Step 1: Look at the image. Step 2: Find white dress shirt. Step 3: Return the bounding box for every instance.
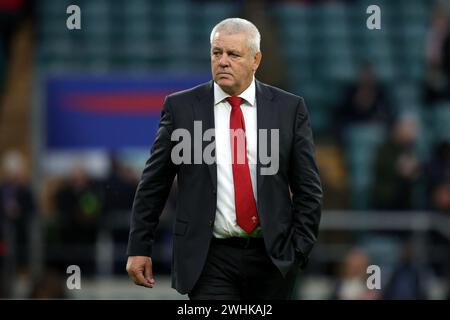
[212,78,262,238]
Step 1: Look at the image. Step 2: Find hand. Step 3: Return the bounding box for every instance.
[126,256,155,288]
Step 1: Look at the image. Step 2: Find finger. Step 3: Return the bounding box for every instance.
[131,270,153,288]
[144,261,155,285]
[136,272,154,288]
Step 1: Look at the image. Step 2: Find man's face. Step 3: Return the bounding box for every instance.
[211,32,262,96]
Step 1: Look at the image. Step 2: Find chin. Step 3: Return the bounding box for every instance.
[216,78,234,87]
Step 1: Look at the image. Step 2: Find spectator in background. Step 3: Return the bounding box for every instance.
[382,243,429,300]
[0,150,34,297]
[0,0,34,116]
[423,5,450,105]
[240,0,288,90]
[426,141,450,214]
[103,155,139,274]
[104,156,178,276]
[104,155,138,213]
[425,142,450,296]
[334,63,395,143]
[0,0,33,58]
[0,150,34,272]
[430,183,450,215]
[54,166,103,276]
[331,248,378,300]
[372,116,422,210]
[28,269,67,299]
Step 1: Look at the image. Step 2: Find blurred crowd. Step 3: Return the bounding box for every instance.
[0,0,450,299]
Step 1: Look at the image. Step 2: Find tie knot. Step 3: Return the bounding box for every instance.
[227,96,243,110]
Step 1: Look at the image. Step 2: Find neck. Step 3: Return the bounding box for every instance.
[220,77,253,96]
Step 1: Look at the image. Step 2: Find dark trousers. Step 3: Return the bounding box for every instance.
[188,237,299,300]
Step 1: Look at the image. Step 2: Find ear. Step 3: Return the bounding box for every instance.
[253,51,262,72]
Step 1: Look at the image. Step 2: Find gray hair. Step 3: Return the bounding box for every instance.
[210,18,261,55]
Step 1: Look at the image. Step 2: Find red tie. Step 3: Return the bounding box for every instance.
[227,96,259,233]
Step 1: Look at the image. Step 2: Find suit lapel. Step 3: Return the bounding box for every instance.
[192,81,217,190]
[256,80,275,206]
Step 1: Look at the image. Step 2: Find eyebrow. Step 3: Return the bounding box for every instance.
[212,47,241,55]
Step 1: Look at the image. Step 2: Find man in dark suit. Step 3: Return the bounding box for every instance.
[126,18,322,300]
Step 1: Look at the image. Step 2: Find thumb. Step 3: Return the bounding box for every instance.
[144,259,154,285]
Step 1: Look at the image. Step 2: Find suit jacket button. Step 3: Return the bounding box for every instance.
[209,220,213,226]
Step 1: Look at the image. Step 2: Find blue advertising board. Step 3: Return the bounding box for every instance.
[46,74,210,150]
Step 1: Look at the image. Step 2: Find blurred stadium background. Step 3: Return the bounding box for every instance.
[0,0,450,299]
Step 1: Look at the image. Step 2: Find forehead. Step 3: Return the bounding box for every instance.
[211,32,248,51]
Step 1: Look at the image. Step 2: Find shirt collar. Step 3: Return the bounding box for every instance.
[214,77,256,107]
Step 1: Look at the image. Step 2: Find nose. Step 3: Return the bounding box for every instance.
[218,54,230,67]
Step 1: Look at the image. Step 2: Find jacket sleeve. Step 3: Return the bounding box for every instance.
[126,97,178,257]
[289,97,323,267]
